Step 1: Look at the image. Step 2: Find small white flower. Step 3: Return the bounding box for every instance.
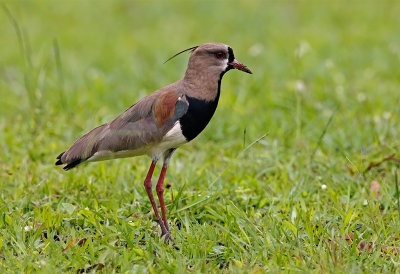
[383,112,391,120]
[294,41,310,58]
[324,59,334,69]
[321,184,327,190]
[295,80,305,93]
[357,93,366,102]
[249,43,263,57]
[373,115,381,124]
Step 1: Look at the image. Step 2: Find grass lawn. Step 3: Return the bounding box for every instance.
[1,0,400,272]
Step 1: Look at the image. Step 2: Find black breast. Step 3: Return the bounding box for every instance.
[179,82,221,141]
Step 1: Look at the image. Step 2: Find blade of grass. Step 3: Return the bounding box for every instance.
[395,170,400,221]
[310,109,337,164]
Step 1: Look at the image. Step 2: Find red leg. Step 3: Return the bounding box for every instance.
[143,161,169,237]
[156,165,169,231]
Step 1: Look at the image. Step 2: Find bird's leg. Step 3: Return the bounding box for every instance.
[156,164,169,232]
[143,160,169,237]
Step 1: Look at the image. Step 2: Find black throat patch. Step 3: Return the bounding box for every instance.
[226,47,235,72]
[227,46,235,63]
[179,73,226,141]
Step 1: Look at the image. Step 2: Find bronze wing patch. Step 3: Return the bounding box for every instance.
[153,91,180,127]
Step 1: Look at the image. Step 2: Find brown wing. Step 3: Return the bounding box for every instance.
[56,87,188,170]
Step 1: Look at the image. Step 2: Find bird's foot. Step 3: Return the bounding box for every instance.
[161,231,179,250]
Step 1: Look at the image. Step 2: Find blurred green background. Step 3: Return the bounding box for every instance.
[1,0,400,272]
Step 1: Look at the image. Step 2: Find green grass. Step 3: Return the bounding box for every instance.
[1,0,400,272]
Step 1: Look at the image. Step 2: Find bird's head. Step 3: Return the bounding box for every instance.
[166,42,252,77]
[187,43,252,75]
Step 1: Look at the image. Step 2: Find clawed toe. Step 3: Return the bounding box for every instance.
[161,232,179,249]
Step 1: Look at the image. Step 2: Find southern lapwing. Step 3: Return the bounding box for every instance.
[56,42,251,245]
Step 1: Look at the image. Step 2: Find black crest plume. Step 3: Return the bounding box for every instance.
[164,46,198,64]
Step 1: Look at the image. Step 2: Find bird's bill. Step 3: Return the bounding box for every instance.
[229,59,252,74]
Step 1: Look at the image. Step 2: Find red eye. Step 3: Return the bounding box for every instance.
[215,52,225,59]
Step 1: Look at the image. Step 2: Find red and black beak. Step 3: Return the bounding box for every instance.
[227,46,252,74]
[229,59,252,74]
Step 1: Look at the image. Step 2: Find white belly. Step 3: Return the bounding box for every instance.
[149,121,187,157]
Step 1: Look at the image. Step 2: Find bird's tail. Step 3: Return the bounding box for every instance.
[55,124,106,170]
[55,151,83,170]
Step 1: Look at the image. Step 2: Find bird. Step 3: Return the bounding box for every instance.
[55,42,252,246]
